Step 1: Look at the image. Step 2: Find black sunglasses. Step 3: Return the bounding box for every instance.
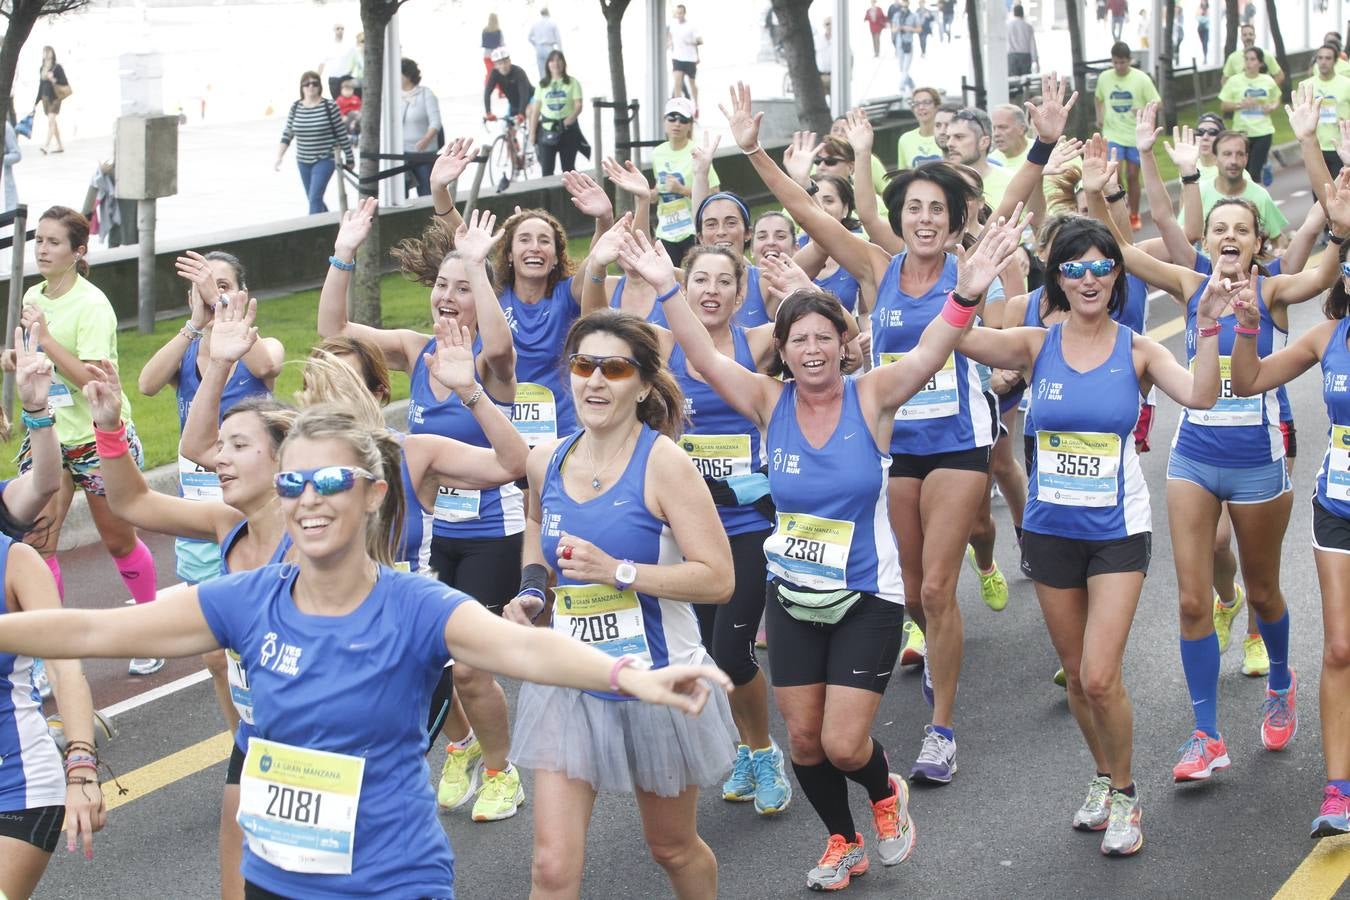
[302,80,321,88]
[1195,127,1221,137]
[814,156,845,167]
[665,113,692,124]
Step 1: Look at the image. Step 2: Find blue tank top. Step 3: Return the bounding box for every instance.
[407,338,525,540]
[1317,317,1350,518]
[814,264,861,313]
[0,534,65,812]
[871,252,996,455]
[1193,254,1291,420]
[397,442,433,574]
[764,378,904,602]
[175,338,271,429]
[735,266,770,328]
[219,519,293,751]
[1172,275,1283,467]
[609,276,669,328]
[539,427,704,699]
[670,326,771,536]
[500,276,581,439]
[1024,323,1150,540]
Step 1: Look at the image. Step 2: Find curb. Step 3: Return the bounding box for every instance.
[57,399,412,552]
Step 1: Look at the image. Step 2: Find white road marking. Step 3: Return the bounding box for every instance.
[101,669,212,719]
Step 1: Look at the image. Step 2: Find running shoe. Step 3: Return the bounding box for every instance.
[900,621,926,667]
[1129,213,1143,231]
[920,658,934,708]
[756,620,768,650]
[1053,667,1067,688]
[909,725,957,784]
[751,742,793,815]
[871,774,916,865]
[1172,730,1231,782]
[31,657,51,700]
[1260,670,1298,751]
[472,765,525,821]
[1072,775,1112,831]
[128,657,164,676]
[966,546,1009,611]
[1242,635,1270,677]
[723,744,756,802]
[806,833,869,891]
[1212,585,1246,653]
[1100,790,1143,857]
[437,738,484,811]
[1312,784,1350,838]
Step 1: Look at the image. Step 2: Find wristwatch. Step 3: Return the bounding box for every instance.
[615,560,638,590]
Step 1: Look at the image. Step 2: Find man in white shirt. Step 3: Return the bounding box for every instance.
[528,7,563,82]
[815,16,834,96]
[318,23,356,99]
[668,4,703,110]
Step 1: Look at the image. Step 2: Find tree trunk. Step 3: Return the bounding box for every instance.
[770,0,831,135]
[1224,0,1240,57]
[1160,0,1177,127]
[966,0,984,109]
[1263,0,1291,103]
[1064,0,1093,139]
[599,0,632,218]
[0,2,88,153]
[352,0,395,326]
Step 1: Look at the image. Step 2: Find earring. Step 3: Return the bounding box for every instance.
[638,393,649,403]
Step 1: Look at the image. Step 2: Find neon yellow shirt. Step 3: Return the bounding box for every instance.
[896,128,943,170]
[1095,68,1160,147]
[25,275,132,446]
[652,141,718,242]
[1300,73,1350,151]
[1181,176,1289,238]
[1219,72,1279,138]
[989,145,1029,170]
[1223,47,1282,81]
[532,77,582,122]
[979,162,1013,210]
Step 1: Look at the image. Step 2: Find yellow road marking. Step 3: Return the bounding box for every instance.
[105,730,233,812]
[1274,836,1350,900]
[1146,315,1185,342]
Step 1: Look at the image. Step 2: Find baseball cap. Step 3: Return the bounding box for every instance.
[664,97,696,120]
[490,47,511,62]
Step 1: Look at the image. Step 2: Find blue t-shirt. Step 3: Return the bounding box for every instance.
[198,565,468,898]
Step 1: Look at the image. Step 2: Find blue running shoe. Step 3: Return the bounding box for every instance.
[1261,162,1273,186]
[722,745,755,802]
[921,658,934,708]
[1313,784,1350,839]
[752,742,792,815]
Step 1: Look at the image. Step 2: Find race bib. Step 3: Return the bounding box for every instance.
[1186,356,1261,427]
[1327,424,1350,502]
[764,512,855,590]
[179,454,223,502]
[237,738,365,875]
[1036,431,1121,507]
[1320,98,1339,125]
[226,649,253,725]
[47,381,74,408]
[656,195,692,238]
[881,352,959,419]
[679,433,752,479]
[551,583,648,661]
[433,486,482,522]
[511,382,557,446]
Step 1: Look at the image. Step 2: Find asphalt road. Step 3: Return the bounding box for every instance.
[30,163,1347,898]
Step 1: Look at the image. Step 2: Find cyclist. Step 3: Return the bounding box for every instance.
[483,47,535,191]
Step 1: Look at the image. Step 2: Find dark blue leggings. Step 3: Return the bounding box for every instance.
[297,156,335,214]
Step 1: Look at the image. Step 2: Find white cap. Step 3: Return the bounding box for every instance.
[664,97,695,119]
[490,47,511,62]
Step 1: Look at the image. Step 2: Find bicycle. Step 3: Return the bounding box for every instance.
[484,114,534,193]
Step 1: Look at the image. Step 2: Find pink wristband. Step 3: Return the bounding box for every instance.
[1233,324,1260,336]
[940,292,978,329]
[609,655,638,694]
[1198,325,1220,338]
[93,422,129,459]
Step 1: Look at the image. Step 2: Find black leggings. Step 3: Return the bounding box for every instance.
[694,528,772,686]
[429,532,523,613]
[1246,133,1272,183]
[538,121,582,176]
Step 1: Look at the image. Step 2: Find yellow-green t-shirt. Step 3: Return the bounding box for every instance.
[1197,161,1218,181]
[1219,72,1280,138]
[1095,68,1160,147]
[1337,58,1350,79]
[896,128,943,170]
[1181,176,1289,238]
[652,141,719,242]
[532,77,583,122]
[1223,48,1282,81]
[25,275,132,447]
[980,162,1013,210]
[989,146,1029,171]
[1301,73,1350,151]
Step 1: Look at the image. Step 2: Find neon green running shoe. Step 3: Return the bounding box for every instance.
[900,620,926,667]
[1212,584,1246,653]
[437,738,483,811]
[1053,667,1067,688]
[967,546,1009,611]
[1242,634,1270,677]
[472,765,525,822]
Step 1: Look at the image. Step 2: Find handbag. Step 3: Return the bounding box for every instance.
[539,119,563,148]
[53,82,72,102]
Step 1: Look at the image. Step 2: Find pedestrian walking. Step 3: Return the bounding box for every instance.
[400,58,442,197]
[1007,4,1040,79]
[318,23,356,100]
[32,46,67,155]
[668,4,703,110]
[274,71,353,215]
[865,0,888,57]
[527,7,563,83]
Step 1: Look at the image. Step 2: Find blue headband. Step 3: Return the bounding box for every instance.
[695,192,750,233]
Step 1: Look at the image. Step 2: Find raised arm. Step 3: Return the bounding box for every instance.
[561,170,617,306]
[845,109,905,254]
[140,256,212,396]
[429,137,477,235]
[618,229,782,428]
[603,157,655,239]
[1138,275,1229,409]
[3,326,60,521]
[1142,110,1200,269]
[1230,294,1331,397]
[317,196,428,372]
[991,71,1078,226]
[1279,202,1326,277]
[1267,172,1350,308]
[1288,80,1336,211]
[178,294,258,470]
[581,215,631,313]
[721,81,891,292]
[689,132,719,217]
[453,209,517,397]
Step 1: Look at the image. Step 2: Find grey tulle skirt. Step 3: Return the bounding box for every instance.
[510,658,739,797]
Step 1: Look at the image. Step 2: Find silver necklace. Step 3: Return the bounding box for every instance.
[587,427,634,491]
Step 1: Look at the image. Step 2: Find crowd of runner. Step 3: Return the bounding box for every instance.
[6,57,1350,897]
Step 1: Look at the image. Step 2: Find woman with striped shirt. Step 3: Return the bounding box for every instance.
[275,70,353,214]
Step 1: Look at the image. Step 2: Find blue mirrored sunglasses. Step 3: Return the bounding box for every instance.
[275,466,375,498]
[1059,259,1117,279]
